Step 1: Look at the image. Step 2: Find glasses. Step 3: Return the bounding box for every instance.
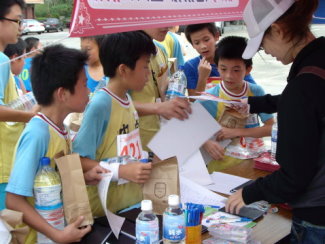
[0,17,23,26]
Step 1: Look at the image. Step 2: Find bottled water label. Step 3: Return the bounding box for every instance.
[34,185,62,208]
[136,219,159,244]
[166,82,186,97]
[163,214,185,241]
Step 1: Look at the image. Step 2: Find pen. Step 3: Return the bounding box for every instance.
[120,230,136,240]
[140,158,149,163]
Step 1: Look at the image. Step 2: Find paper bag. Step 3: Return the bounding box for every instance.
[218,108,248,145]
[0,209,29,244]
[143,157,180,215]
[55,153,94,227]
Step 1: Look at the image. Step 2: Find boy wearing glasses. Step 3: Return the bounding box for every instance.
[0,0,35,210]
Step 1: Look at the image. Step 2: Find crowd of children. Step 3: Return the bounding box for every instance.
[0,0,285,243]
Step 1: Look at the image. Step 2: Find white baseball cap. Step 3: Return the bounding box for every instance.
[242,0,295,59]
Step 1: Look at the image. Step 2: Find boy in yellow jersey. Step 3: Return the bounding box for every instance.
[130,28,191,151]
[197,36,274,172]
[0,0,36,210]
[6,45,107,243]
[73,31,156,215]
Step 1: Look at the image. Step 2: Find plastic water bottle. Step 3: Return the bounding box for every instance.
[165,66,187,100]
[136,200,159,244]
[163,195,185,243]
[271,121,278,162]
[34,157,65,244]
[7,92,36,111]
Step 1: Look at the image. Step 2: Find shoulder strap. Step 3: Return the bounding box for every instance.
[297,66,325,79]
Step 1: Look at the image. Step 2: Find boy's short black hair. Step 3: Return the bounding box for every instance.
[99,31,156,78]
[31,44,88,106]
[185,23,219,44]
[215,36,253,68]
[81,35,105,47]
[4,38,26,58]
[0,0,25,19]
[24,37,40,53]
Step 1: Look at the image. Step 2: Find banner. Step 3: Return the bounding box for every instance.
[69,0,248,37]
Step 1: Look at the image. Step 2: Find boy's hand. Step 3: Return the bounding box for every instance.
[217,127,239,140]
[52,216,91,243]
[119,162,152,184]
[198,57,212,83]
[225,99,250,115]
[84,165,110,185]
[203,139,224,160]
[158,97,191,120]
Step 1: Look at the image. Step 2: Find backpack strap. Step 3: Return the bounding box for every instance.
[297,66,325,79]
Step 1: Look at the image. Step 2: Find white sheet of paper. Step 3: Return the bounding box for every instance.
[0,218,11,244]
[98,172,125,239]
[148,103,221,163]
[180,175,226,207]
[207,172,251,195]
[179,150,213,186]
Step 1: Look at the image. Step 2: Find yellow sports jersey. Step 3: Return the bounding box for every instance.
[74,88,143,215]
[0,73,25,184]
[198,81,273,172]
[7,113,70,243]
[130,43,168,151]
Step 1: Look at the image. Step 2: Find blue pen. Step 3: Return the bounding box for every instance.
[206,205,221,209]
[139,158,149,163]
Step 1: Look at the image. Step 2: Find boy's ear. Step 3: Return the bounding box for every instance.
[245,66,253,76]
[117,63,129,77]
[56,87,68,102]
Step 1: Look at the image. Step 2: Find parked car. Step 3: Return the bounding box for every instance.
[44,18,64,32]
[21,19,45,35]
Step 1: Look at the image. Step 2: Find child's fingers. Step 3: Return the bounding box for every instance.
[73,216,85,228]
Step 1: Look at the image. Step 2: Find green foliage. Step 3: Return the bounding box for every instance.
[35,1,73,19]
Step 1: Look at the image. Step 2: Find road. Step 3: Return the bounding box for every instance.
[23,24,325,96]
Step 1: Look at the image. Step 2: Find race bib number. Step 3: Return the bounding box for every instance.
[117,128,143,159]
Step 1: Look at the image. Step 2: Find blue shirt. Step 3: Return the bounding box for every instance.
[0,52,11,105]
[20,57,32,92]
[84,65,109,93]
[184,56,256,89]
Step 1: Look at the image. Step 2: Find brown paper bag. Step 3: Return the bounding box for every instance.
[143,157,180,215]
[218,108,248,145]
[55,153,94,227]
[0,209,29,244]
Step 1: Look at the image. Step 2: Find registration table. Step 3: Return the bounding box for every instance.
[80,159,292,244]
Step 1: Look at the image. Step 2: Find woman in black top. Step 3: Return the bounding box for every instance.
[225,0,325,243]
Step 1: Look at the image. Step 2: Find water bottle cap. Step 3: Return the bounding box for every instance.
[141,200,153,211]
[178,65,184,71]
[40,157,50,166]
[168,194,180,206]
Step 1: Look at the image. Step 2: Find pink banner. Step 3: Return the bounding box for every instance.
[69,0,248,37]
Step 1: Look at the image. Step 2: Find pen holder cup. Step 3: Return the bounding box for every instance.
[186,225,201,244]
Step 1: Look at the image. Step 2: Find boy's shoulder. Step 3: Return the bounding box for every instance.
[87,88,113,113]
[247,81,264,94]
[24,116,51,137]
[185,56,201,66]
[0,52,9,62]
